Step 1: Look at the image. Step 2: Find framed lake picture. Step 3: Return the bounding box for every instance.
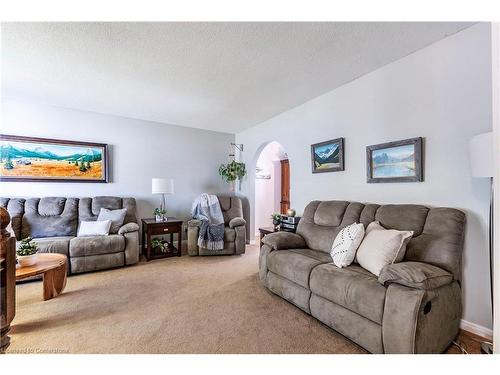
[366,137,423,183]
[311,137,344,173]
[0,134,109,183]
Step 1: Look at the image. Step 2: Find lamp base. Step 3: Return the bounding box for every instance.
[480,342,493,354]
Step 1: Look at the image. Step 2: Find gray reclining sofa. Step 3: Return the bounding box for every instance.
[259,200,466,354]
[1,196,140,274]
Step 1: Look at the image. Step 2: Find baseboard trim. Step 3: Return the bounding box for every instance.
[460,319,493,340]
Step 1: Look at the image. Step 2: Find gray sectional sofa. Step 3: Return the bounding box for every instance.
[187,195,246,256]
[259,200,466,354]
[1,196,140,274]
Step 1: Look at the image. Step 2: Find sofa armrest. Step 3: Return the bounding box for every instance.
[187,221,200,256]
[262,231,306,251]
[123,230,139,265]
[118,222,140,235]
[188,219,202,228]
[378,261,453,290]
[229,217,246,228]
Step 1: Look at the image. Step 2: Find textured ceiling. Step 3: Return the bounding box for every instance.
[1,22,473,133]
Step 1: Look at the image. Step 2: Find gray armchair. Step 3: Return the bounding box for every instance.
[187,196,246,256]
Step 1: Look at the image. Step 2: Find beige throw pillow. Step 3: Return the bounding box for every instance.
[356,221,413,276]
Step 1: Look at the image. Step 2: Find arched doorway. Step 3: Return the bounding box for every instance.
[253,141,289,238]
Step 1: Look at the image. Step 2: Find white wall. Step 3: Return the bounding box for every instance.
[236,23,493,331]
[1,99,234,223]
[254,141,285,234]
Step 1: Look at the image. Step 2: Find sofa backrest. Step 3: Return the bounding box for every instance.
[296,200,466,280]
[217,196,243,225]
[0,198,25,240]
[0,196,137,240]
[78,196,137,225]
[21,197,79,239]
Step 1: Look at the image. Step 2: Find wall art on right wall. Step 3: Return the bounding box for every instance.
[366,137,423,183]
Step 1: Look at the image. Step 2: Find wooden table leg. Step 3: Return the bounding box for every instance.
[141,223,146,259]
[177,224,182,257]
[42,261,67,301]
[146,233,151,261]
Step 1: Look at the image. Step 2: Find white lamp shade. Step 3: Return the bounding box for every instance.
[469,132,493,178]
[152,178,174,194]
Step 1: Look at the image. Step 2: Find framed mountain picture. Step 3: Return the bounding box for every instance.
[366,137,423,183]
[311,137,345,173]
[0,134,109,183]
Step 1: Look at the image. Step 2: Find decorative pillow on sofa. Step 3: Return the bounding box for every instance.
[356,221,413,276]
[97,208,127,234]
[78,220,112,237]
[330,223,365,268]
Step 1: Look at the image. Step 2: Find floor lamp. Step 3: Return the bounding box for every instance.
[469,132,494,354]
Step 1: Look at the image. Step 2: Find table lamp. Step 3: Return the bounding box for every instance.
[152,178,174,220]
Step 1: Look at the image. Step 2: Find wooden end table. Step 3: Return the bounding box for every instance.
[16,253,67,301]
[258,226,278,248]
[141,217,183,261]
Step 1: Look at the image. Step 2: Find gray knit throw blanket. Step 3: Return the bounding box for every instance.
[191,193,225,250]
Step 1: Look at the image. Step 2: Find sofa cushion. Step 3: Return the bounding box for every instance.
[22,197,79,238]
[313,201,350,226]
[310,263,387,324]
[375,204,429,237]
[69,235,125,257]
[296,201,354,253]
[218,196,244,225]
[267,249,331,288]
[17,236,73,256]
[38,197,67,216]
[78,197,137,225]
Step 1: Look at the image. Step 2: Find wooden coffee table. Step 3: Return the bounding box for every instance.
[16,253,67,301]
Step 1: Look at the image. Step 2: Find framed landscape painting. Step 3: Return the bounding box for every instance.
[366,137,423,183]
[311,137,344,173]
[0,134,109,183]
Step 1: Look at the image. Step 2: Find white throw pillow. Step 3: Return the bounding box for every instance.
[356,221,413,276]
[330,223,365,268]
[97,208,127,234]
[78,220,112,237]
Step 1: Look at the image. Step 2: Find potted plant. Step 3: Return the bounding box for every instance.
[153,208,167,222]
[151,238,170,253]
[16,237,39,267]
[218,160,246,191]
[271,213,281,231]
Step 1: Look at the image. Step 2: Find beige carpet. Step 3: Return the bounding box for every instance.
[7,245,367,354]
[7,245,473,354]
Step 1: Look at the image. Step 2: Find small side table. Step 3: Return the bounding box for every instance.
[258,226,278,248]
[141,218,183,261]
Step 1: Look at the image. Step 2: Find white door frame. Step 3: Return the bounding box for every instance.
[492,22,500,354]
